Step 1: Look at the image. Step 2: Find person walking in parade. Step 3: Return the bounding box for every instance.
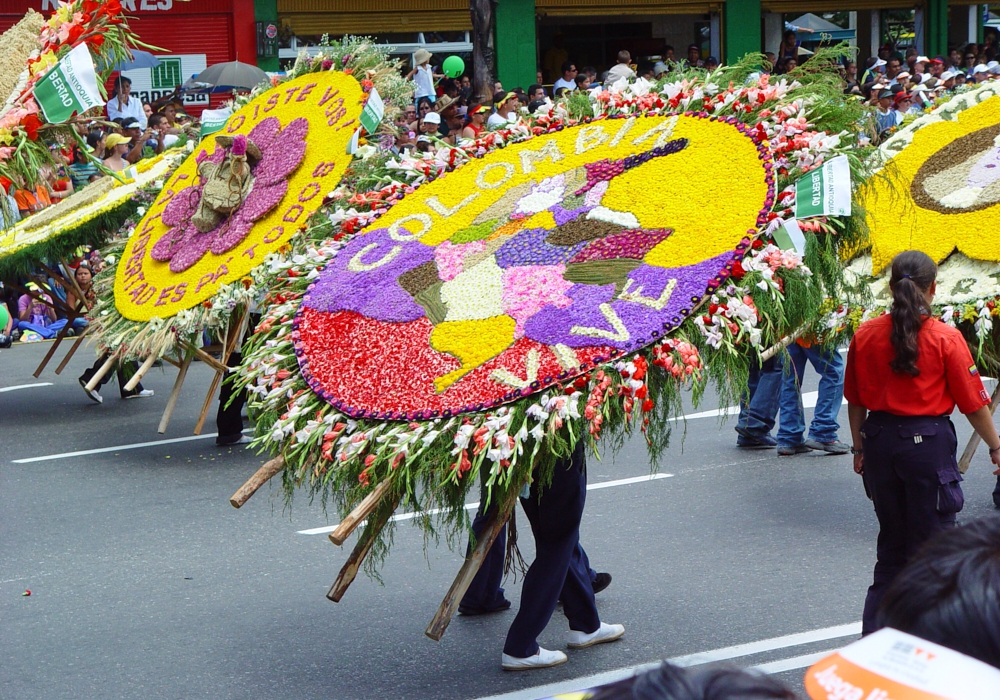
[844,251,1000,634]
[777,338,849,456]
[501,442,624,670]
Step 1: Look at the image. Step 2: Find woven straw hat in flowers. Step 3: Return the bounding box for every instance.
[434,94,457,113]
[413,48,432,66]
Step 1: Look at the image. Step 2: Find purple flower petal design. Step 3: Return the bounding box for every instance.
[305,228,436,323]
[209,181,288,255]
[161,187,202,227]
[150,220,191,262]
[524,251,736,349]
[255,118,308,185]
[247,117,281,151]
[168,228,216,273]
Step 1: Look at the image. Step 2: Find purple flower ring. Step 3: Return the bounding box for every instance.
[294,115,774,418]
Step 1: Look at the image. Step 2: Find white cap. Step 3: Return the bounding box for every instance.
[988,60,999,69]
[990,64,1000,74]
[422,111,441,124]
[911,84,930,92]
[873,58,887,68]
[940,70,955,81]
[416,135,431,143]
[974,64,989,74]
[916,55,930,63]
[920,73,933,84]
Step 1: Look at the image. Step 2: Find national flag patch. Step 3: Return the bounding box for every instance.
[969,365,980,376]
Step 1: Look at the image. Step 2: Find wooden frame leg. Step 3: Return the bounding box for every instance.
[158,351,193,434]
[327,496,401,603]
[229,456,285,508]
[425,492,519,641]
[84,354,117,392]
[55,325,90,375]
[32,324,70,378]
[193,309,248,435]
[328,480,392,545]
[123,353,158,392]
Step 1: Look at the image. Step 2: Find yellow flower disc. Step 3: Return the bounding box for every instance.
[864,95,1000,272]
[114,71,364,321]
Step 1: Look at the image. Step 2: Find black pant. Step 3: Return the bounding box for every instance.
[80,354,144,398]
[216,351,246,444]
[503,442,600,658]
[860,412,963,634]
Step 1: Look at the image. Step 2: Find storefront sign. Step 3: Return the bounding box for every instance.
[122,54,209,107]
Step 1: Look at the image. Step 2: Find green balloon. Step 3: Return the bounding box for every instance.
[442,55,465,78]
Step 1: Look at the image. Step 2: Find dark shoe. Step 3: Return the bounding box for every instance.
[78,376,102,404]
[737,434,777,449]
[11,329,21,342]
[804,439,850,455]
[777,443,812,456]
[592,572,612,594]
[459,598,512,616]
[65,328,75,337]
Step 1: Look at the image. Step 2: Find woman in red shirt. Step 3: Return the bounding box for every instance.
[845,250,1000,634]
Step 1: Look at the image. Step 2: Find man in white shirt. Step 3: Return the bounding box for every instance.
[553,62,578,93]
[605,51,635,85]
[106,76,147,129]
[487,92,519,128]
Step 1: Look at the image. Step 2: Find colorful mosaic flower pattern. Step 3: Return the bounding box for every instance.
[113,71,365,321]
[865,95,1000,272]
[296,115,774,418]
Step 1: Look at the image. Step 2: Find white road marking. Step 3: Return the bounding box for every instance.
[297,473,674,535]
[0,382,53,393]
[12,432,234,463]
[473,621,860,700]
[679,391,842,421]
[752,650,833,674]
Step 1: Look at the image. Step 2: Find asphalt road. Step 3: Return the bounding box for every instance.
[3,340,999,700]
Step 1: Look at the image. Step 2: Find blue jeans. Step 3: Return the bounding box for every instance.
[15,318,67,339]
[777,344,844,447]
[736,354,783,439]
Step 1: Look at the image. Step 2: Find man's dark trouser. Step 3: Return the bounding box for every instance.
[461,504,597,612]
[216,351,246,444]
[503,442,600,658]
[80,354,144,398]
[860,412,963,634]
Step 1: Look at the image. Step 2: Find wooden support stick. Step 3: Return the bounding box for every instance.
[55,325,90,375]
[32,324,69,378]
[123,353,158,392]
[161,355,182,370]
[158,352,193,434]
[328,480,393,546]
[85,354,117,392]
[327,496,401,603]
[187,344,229,374]
[229,455,285,508]
[958,381,1000,474]
[193,309,248,435]
[760,326,806,363]
[425,491,519,641]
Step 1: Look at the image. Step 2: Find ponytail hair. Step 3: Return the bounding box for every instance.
[888,250,937,376]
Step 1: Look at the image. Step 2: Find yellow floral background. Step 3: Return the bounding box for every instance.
[864,95,1000,272]
[114,71,364,321]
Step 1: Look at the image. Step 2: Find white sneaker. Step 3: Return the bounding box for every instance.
[79,377,102,404]
[567,622,625,649]
[126,389,155,399]
[501,647,568,671]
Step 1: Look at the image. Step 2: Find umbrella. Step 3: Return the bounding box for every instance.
[194,61,269,91]
[106,49,161,72]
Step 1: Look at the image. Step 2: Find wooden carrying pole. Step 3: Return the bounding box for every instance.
[54,324,90,374]
[328,480,393,546]
[157,351,193,434]
[229,455,285,508]
[193,309,248,435]
[425,491,520,641]
[958,381,1000,474]
[122,353,158,392]
[84,353,117,392]
[327,496,401,603]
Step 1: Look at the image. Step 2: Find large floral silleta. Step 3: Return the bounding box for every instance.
[150,118,308,272]
[294,114,774,419]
